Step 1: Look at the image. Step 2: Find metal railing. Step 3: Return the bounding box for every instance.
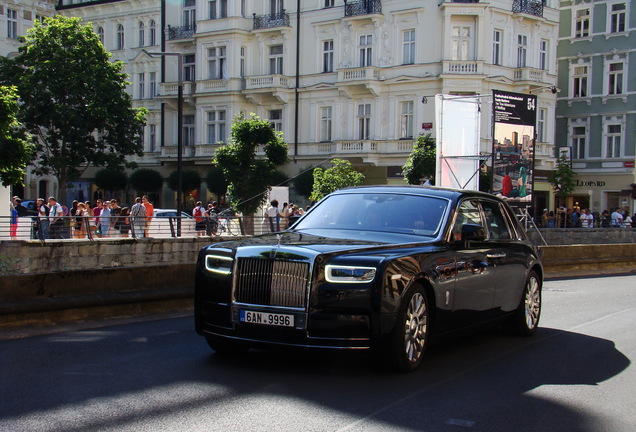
[344,0,382,17]
[253,12,290,30]
[512,0,543,17]
[166,24,196,40]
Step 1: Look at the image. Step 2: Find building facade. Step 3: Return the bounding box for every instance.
[12,0,559,211]
[556,0,635,215]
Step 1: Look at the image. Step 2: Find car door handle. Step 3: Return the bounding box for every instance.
[486,253,506,259]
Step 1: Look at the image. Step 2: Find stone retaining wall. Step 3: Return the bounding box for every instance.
[528,228,636,245]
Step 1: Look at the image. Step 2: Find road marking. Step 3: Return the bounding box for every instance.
[335,307,634,432]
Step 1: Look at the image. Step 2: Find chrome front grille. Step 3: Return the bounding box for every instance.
[234,258,310,309]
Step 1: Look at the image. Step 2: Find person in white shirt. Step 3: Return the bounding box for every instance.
[610,208,623,227]
[48,197,64,239]
[267,200,279,232]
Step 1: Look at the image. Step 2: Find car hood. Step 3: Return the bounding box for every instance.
[205,228,439,257]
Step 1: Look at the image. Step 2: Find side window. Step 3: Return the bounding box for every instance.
[480,201,512,240]
[452,200,483,241]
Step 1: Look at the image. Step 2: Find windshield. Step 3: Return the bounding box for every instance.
[294,193,448,236]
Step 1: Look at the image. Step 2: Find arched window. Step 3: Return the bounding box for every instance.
[116,24,124,50]
[138,22,145,47]
[97,26,104,45]
[149,20,156,46]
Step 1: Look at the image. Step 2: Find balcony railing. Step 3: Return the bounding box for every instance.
[514,67,545,82]
[344,0,382,17]
[245,75,289,90]
[166,24,196,40]
[253,12,290,30]
[338,66,381,82]
[443,60,482,74]
[512,0,543,17]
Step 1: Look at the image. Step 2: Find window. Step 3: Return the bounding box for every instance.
[137,73,145,99]
[608,63,623,95]
[7,9,18,39]
[451,26,472,61]
[571,126,586,159]
[359,35,372,67]
[480,201,511,240]
[209,0,228,19]
[575,9,590,37]
[539,40,548,71]
[268,109,283,132]
[206,110,226,144]
[322,40,334,73]
[116,24,125,50]
[610,3,626,33]
[269,45,283,75]
[517,35,527,68]
[537,108,547,143]
[572,65,588,98]
[183,54,195,81]
[97,26,105,45]
[270,0,284,14]
[357,104,371,140]
[492,30,502,65]
[183,115,195,146]
[402,30,415,65]
[605,124,622,158]
[149,72,157,98]
[324,0,334,7]
[149,20,156,46]
[320,107,332,142]
[400,101,414,139]
[149,124,156,152]
[207,46,226,79]
[452,200,483,242]
[183,0,196,28]
[240,46,245,78]
[138,22,145,47]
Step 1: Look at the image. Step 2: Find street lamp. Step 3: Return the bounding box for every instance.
[142,50,184,228]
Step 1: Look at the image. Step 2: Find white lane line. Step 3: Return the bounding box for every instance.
[335,308,634,432]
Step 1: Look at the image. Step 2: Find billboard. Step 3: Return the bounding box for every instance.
[491,90,537,205]
[435,95,481,190]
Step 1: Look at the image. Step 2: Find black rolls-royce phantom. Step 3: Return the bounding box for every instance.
[194,186,543,371]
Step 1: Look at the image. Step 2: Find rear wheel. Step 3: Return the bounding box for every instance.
[506,271,541,336]
[387,285,429,372]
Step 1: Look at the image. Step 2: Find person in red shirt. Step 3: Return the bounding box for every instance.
[142,195,154,237]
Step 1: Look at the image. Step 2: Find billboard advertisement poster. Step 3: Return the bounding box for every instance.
[491,90,537,206]
[435,95,481,191]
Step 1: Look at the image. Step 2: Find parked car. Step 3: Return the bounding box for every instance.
[194,186,543,372]
[152,209,193,218]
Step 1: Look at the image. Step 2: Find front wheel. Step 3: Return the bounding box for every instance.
[386,285,429,372]
[506,271,542,336]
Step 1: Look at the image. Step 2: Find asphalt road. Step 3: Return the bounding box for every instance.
[1,274,634,432]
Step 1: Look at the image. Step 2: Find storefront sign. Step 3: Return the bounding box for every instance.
[576,180,606,187]
[422,122,433,130]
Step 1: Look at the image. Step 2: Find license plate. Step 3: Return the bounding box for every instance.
[240,310,294,328]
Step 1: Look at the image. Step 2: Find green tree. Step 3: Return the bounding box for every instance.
[310,159,365,202]
[168,169,201,193]
[292,166,316,198]
[205,166,228,200]
[93,168,128,194]
[402,133,436,185]
[214,114,288,215]
[1,16,147,202]
[549,154,577,201]
[0,86,33,186]
[129,168,163,195]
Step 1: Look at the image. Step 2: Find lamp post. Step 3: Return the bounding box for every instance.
[143,50,183,231]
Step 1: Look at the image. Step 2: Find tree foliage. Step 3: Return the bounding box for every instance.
[0,16,147,202]
[129,168,163,194]
[402,133,436,185]
[214,114,288,215]
[0,86,33,186]
[93,168,128,192]
[168,169,201,193]
[549,154,577,199]
[310,159,365,202]
[205,166,228,199]
[292,166,316,198]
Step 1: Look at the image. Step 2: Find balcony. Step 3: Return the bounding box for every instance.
[443,60,483,75]
[253,12,290,30]
[166,24,196,40]
[514,67,545,82]
[299,140,415,161]
[512,0,543,18]
[159,82,196,97]
[336,66,382,96]
[245,75,290,90]
[344,0,382,17]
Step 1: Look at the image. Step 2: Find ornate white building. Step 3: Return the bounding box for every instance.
[11,0,560,211]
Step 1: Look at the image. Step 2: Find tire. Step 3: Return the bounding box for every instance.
[506,271,542,336]
[205,337,249,355]
[386,285,429,372]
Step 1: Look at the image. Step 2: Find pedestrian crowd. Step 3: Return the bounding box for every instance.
[541,205,634,229]
[266,199,310,232]
[8,195,155,240]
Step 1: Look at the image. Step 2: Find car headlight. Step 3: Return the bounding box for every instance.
[205,255,233,275]
[325,265,376,283]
